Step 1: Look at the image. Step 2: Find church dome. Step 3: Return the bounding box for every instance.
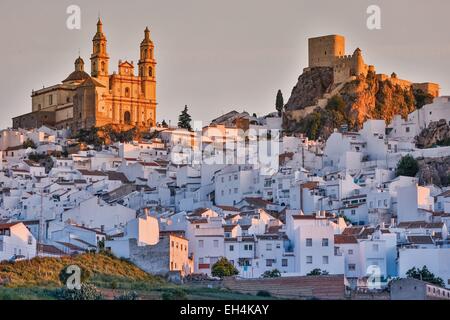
[62,56,91,83]
[63,70,91,83]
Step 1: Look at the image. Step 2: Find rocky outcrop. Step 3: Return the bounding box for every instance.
[416,119,450,149]
[283,69,417,139]
[285,67,334,111]
[417,156,450,187]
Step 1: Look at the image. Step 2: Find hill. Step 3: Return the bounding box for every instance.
[283,69,434,140]
[0,253,162,288]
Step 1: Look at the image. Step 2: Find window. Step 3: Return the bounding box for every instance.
[406,127,410,133]
[372,244,379,252]
[306,238,312,247]
[234,174,238,180]
[348,249,354,255]
[221,177,224,183]
[266,244,272,251]
[199,258,204,264]
[244,244,253,251]
[282,259,288,267]
[213,240,219,248]
[148,67,153,77]
[124,111,131,125]
[322,238,329,247]
[234,188,238,194]
[348,264,356,271]
[49,95,53,106]
[322,256,329,264]
[306,256,313,264]
[351,209,356,216]
[229,245,234,252]
[125,87,130,98]
[171,241,174,248]
[198,240,204,248]
[266,259,273,267]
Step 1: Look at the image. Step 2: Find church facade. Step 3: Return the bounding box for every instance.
[13,19,157,132]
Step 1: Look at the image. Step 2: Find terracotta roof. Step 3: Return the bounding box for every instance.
[407,235,434,245]
[78,169,107,176]
[334,234,358,244]
[397,221,444,229]
[243,197,273,208]
[216,205,240,212]
[37,243,66,256]
[0,222,21,230]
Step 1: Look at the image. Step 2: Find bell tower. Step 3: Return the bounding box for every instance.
[90,18,110,82]
[138,27,156,100]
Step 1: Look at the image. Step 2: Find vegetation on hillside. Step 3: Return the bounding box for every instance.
[0,252,161,288]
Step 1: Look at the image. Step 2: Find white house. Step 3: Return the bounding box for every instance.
[0,222,37,262]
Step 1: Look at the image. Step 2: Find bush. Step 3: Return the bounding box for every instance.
[396,154,419,177]
[261,269,281,278]
[57,283,103,300]
[256,290,272,297]
[307,268,329,276]
[211,258,239,278]
[114,291,139,300]
[161,288,188,300]
[23,139,37,149]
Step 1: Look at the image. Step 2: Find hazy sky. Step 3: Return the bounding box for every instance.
[1,0,450,129]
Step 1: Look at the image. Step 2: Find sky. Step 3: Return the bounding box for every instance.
[1,0,450,129]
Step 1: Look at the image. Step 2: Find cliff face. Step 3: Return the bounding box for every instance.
[416,119,450,149]
[284,67,334,111]
[283,69,417,139]
[417,156,450,187]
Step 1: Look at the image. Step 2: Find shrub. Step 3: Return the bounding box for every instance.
[57,283,103,300]
[211,258,239,278]
[307,268,329,276]
[256,290,272,297]
[261,269,281,278]
[161,288,188,300]
[396,154,419,177]
[114,291,139,300]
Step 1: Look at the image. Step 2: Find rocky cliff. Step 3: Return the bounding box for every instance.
[417,156,450,187]
[416,119,450,149]
[283,69,419,139]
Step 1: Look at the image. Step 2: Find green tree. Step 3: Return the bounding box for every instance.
[178,105,192,130]
[307,268,329,276]
[406,266,445,287]
[396,154,419,177]
[261,269,281,278]
[211,257,239,278]
[275,90,284,116]
[23,139,37,149]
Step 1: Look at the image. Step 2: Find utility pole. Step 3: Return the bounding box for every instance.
[38,188,45,257]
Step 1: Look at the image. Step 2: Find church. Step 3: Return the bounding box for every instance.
[13,19,157,132]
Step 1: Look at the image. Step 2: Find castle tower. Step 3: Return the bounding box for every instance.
[308,35,345,68]
[90,18,110,82]
[352,48,365,76]
[138,27,156,100]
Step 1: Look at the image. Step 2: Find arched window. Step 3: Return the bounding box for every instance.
[148,67,153,77]
[144,49,148,59]
[101,61,105,72]
[125,87,130,97]
[124,111,131,125]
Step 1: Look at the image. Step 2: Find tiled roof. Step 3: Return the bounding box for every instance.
[334,234,358,244]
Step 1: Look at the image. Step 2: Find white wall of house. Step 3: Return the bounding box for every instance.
[0,223,37,262]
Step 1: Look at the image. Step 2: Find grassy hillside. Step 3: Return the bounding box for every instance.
[0,253,274,300]
[0,252,163,288]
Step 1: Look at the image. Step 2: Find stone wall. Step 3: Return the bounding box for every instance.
[128,238,170,275]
